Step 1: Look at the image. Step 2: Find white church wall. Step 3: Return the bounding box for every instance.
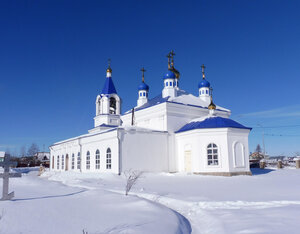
[79,132,119,174]
[50,129,120,174]
[121,103,167,131]
[226,129,251,172]
[176,128,231,173]
[119,129,169,172]
[122,102,230,133]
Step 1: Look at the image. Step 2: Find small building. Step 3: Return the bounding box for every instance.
[34,152,50,162]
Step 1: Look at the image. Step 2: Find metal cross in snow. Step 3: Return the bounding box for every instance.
[0,154,21,201]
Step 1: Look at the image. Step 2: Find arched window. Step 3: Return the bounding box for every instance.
[71,153,75,170]
[234,142,245,167]
[106,148,111,169]
[52,156,54,169]
[95,149,100,169]
[166,82,168,86]
[61,155,64,170]
[143,92,146,96]
[86,151,90,170]
[57,155,60,169]
[170,81,173,86]
[206,90,208,94]
[140,92,142,97]
[109,97,116,114]
[207,143,218,165]
[77,152,81,170]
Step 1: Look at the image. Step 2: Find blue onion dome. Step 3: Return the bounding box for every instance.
[163,70,176,79]
[198,79,210,88]
[138,81,149,91]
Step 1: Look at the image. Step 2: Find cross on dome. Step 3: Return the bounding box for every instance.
[141,67,146,82]
[201,64,206,79]
[107,58,112,73]
[166,52,172,69]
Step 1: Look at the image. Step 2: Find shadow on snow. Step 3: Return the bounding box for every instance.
[12,189,87,201]
[250,168,275,175]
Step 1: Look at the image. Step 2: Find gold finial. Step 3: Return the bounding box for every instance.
[166,52,171,69]
[201,64,206,79]
[208,87,216,110]
[141,67,146,83]
[106,58,112,73]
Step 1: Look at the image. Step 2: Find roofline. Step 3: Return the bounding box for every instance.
[175,126,252,134]
[123,100,230,116]
[50,128,118,147]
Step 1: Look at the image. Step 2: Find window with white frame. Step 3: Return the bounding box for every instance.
[57,155,60,169]
[71,153,75,170]
[95,149,100,169]
[86,151,90,170]
[106,148,111,169]
[207,143,218,165]
[61,155,64,170]
[77,152,81,170]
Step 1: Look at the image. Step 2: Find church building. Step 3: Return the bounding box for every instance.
[50,51,252,176]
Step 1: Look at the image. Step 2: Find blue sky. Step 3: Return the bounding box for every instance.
[0,0,299,156]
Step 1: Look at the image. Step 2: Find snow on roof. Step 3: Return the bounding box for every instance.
[52,127,118,146]
[121,125,168,134]
[52,125,167,146]
[124,89,230,114]
[176,116,251,133]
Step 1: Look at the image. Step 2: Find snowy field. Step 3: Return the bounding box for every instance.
[0,168,299,234]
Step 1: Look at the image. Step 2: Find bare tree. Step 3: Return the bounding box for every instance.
[27,143,40,157]
[124,169,143,196]
[20,145,27,157]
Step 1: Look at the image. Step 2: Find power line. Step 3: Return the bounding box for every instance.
[253,124,300,129]
[264,133,300,137]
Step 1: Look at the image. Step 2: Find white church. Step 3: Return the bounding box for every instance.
[50,52,252,176]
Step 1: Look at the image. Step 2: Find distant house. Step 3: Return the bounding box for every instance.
[34,152,50,162]
[250,152,267,160]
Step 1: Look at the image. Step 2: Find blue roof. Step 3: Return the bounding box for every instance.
[198,79,210,88]
[138,82,149,91]
[101,77,117,94]
[163,70,176,79]
[176,116,251,133]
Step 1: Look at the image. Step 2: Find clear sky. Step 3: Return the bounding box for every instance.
[1,0,300,156]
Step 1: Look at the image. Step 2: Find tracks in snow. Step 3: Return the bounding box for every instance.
[109,189,300,234]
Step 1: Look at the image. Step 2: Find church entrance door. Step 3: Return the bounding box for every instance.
[184,151,192,172]
[65,154,69,171]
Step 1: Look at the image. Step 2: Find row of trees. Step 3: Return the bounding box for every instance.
[6,143,41,157]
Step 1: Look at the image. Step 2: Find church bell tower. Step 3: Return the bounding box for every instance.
[94,60,121,128]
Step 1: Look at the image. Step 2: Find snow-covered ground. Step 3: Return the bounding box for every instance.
[0,168,299,234]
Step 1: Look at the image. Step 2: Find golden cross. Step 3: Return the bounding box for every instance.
[166,53,171,69]
[201,64,206,79]
[170,50,175,67]
[141,67,146,82]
